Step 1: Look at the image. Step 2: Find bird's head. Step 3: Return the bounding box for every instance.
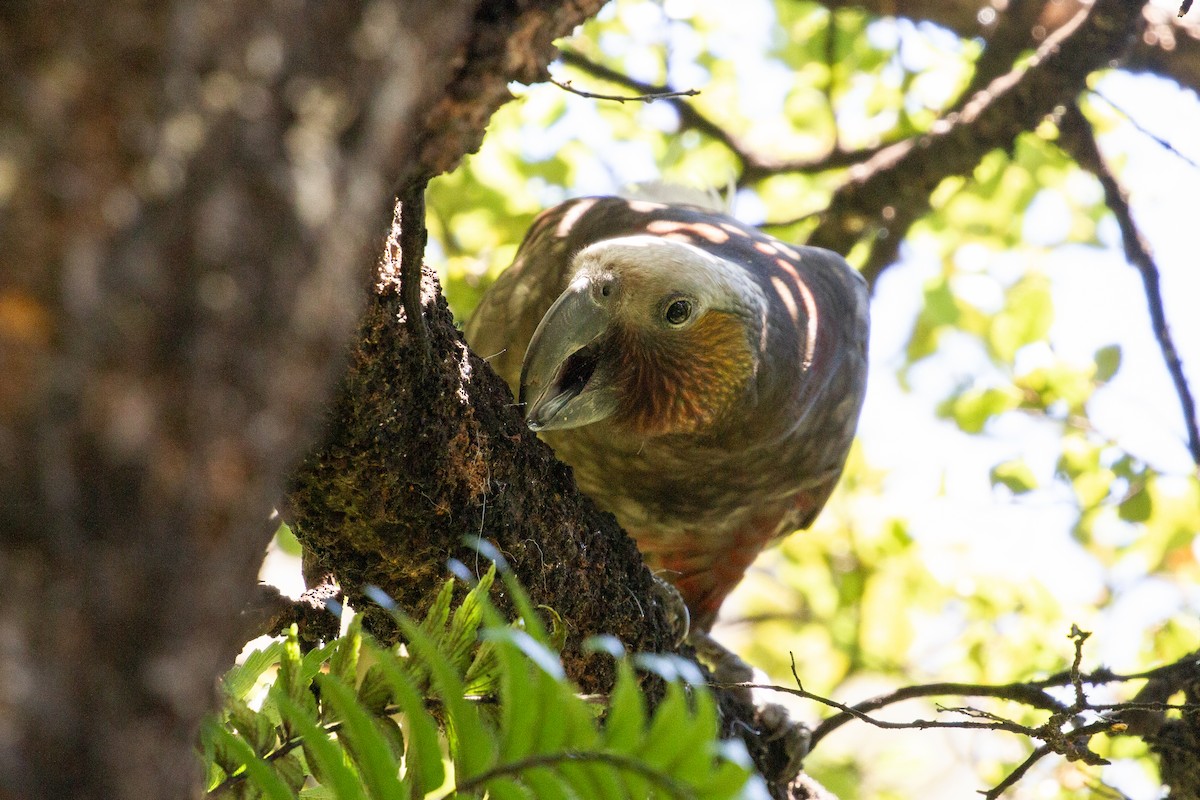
[520,235,766,436]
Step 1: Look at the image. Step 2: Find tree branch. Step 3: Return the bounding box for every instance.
[1059,103,1200,467]
[1089,89,1199,169]
[398,177,432,362]
[555,49,891,182]
[549,76,700,103]
[943,0,1042,115]
[806,0,1147,272]
[803,0,1200,101]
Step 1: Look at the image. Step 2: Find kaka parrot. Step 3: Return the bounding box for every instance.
[466,196,869,630]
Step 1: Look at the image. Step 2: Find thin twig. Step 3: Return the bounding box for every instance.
[555,49,890,182]
[1089,89,1199,169]
[737,678,1030,735]
[802,676,1066,748]
[549,76,700,104]
[982,744,1053,800]
[946,0,1039,116]
[1060,103,1200,467]
[1069,625,1091,708]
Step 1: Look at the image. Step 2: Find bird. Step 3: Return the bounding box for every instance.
[465,195,869,631]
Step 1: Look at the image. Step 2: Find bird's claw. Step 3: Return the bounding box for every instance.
[688,629,810,782]
[650,575,690,647]
[756,701,811,781]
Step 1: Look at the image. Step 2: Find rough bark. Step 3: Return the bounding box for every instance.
[0,1,603,797]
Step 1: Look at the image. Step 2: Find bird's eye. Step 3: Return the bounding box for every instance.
[664,299,692,326]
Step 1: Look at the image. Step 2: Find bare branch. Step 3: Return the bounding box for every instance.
[945,0,1042,116]
[1059,103,1200,467]
[735,680,1033,736]
[1069,625,1092,708]
[549,76,700,104]
[555,49,891,182]
[1089,88,1200,169]
[398,177,432,362]
[981,745,1053,800]
[805,0,1147,274]
[805,676,1068,749]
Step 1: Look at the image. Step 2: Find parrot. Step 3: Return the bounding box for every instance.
[465,195,869,631]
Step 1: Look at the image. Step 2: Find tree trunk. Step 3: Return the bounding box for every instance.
[0,1,602,797]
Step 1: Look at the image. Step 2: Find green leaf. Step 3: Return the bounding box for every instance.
[496,637,538,763]
[206,721,296,800]
[519,767,574,800]
[329,615,362,687]
[485,547,553,646]
[419,578,455,644]
[530,671,569,757]
[990,459,1039,494]
[557,760,611,799]
[443,563,495,673]
[372,716,406,765]
[274,689,367,800]
[355,664,393,715]
[940,385,1022,433]
[484,777,534,800]
[603,660,646,754]
[227,697,278,757]
[1094,344,1122,382]
[274,522,303,557]
[274,751,308,794]
[642,681,693,770]
[366,642,445,796]
[395,615,495,781]
[315,674,405,800]
[224,642,285,701]
[1118,485,1153,523]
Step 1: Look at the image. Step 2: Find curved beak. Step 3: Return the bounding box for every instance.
[519,278,619,431]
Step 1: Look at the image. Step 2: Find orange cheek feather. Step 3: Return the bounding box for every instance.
[614,311,755,436]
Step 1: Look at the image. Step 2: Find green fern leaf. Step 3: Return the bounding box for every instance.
[442,563,496,673]
[366,641,445,797]
[224,642,285,701]
[329,615,362,687]
[274,688,367,800]
[482,776,534,800]
[394,614,496,781]
[207,721,295,800]
[315,673,405,800]
[602,660,646,754]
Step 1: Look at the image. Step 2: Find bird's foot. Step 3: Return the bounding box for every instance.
[755,701,811,782]
[650,575,691,647]
[688,630,810,782]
